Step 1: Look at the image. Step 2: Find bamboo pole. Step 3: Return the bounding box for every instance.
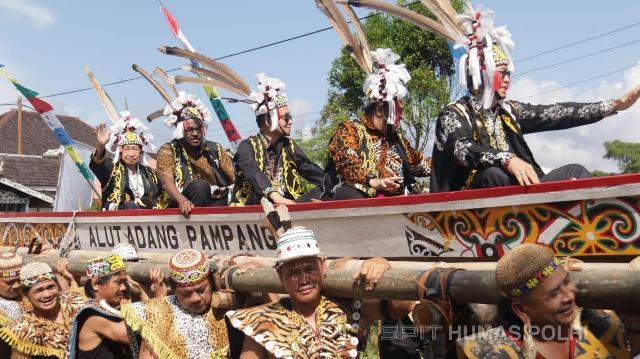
[10,248,639,311]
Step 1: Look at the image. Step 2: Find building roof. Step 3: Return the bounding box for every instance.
[0,154,60,187]
[0,109,95,191]
[0,109,94,156]
[0,176,54,204]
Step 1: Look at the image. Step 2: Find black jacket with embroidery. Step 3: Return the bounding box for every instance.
[430,96,616,193]
[230,133,325,205]
[89,158,160,210]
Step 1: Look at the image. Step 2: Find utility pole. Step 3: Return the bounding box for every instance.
[17,97,23,155]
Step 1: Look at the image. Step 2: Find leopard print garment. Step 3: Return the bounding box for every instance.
[0,296,30,327]
[0,291,87,359]
[227,296,361,359]
[122,295,229,359]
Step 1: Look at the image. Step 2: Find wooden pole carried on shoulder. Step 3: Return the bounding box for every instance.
[10,248,639,312]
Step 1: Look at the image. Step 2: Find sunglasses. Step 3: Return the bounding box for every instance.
[281,113,293,123]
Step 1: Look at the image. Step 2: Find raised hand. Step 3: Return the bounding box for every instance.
[613,83,640,112]
[95,124,111,148]
[149,266,167,298]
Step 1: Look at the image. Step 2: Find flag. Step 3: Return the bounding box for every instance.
[0,66,99,196]
[159,1,242,150]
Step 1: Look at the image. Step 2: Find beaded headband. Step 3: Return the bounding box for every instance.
[509,257,561,298]
[86,254,126,279]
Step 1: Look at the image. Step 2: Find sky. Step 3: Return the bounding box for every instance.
[0,0,639,173]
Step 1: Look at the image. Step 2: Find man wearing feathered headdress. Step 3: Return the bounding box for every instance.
[154,91,236,215]
[343,0,640,193]
[315,0,430,200]
[156,48,326,206]
[90,112,161,210]
[427,2,640,192]
[230,74,327,206]
[329,48,431,199]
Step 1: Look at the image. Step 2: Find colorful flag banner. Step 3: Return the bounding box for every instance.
[160,1,242,150]
[0,65,99,197]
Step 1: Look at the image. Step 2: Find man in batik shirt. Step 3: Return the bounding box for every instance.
[328,49,431,200]
[156,92,236,215]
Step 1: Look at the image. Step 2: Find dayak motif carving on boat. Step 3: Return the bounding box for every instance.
[406,196,640,258]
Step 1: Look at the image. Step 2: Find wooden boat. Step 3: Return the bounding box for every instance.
[1,174,639,259]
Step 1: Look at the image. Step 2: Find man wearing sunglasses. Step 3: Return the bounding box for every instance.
[231,74,326,205]
[156,92,236,215]
[430,8,640,193]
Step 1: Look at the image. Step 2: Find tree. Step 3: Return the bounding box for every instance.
[603,140,640,173]
[297,0,459,165]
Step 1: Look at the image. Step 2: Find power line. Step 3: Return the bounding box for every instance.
[0,2,407,106]
[514,21,640,63]
[0,7,637,106]
[515,63,638,101]
[514,38,640,77]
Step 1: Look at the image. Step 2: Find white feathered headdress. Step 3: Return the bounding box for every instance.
[315,0,411,128]
[131,64,212,140]
[345,0,515,109]
[364,48,411,102]
[248,73,288,131]
[158,46,290,132]
[85,66,157,165]
[455,1,514,108]
[106,111,156,165]
[161,91,212,140]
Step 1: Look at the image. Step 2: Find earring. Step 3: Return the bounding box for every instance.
[522,322,536,359]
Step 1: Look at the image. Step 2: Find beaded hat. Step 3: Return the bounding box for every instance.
[0,252,22,278]
[276,226,322,264]
[20,262,56,288]
[86,254,126,279]
[169,249,211,287]
[495,244,562,298]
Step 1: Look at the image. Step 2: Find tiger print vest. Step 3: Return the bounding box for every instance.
[226,296,362,358]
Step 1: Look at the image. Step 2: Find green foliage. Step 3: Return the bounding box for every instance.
[295,1,457,165]
[603,140,640,173]
[591,170,613,177]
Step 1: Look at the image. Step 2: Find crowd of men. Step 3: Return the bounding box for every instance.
[0,227,638,358]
